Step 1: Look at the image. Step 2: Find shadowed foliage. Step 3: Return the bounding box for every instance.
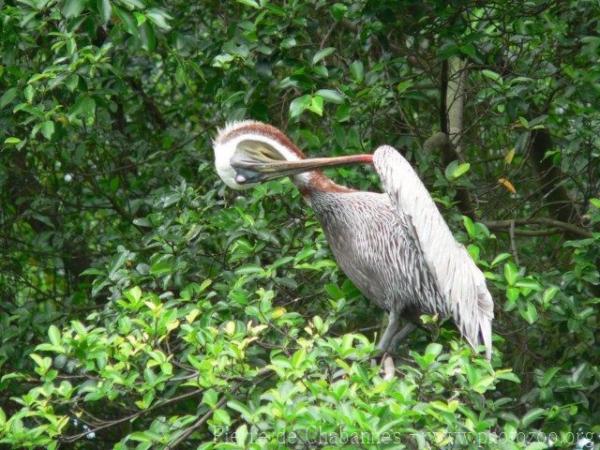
[0,0,598,448]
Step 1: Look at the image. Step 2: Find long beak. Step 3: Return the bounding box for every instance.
[233,154,374,183]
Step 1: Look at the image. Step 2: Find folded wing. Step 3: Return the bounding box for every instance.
[373,146,494,359]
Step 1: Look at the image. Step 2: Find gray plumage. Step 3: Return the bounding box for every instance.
[311,190,446,317]
[213,121,494,359]
[309,147,494,358]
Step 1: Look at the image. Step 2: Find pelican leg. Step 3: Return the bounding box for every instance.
[388,323,418,351]
[376,311,400,352]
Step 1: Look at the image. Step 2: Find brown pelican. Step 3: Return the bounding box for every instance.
[213,121,494,359]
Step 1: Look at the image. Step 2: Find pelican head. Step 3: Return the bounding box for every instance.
[213,120,373,190]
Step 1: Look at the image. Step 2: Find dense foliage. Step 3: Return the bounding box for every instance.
[1,0,599,448]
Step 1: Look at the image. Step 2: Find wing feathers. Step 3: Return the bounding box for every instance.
[373,146,494,359]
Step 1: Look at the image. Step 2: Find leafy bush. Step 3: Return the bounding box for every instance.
[1,0,598,449]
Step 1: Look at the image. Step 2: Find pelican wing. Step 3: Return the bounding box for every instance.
[373,146,494,359]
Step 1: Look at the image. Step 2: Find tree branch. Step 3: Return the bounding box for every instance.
[166,396,228,449]
[491,228,563,237]
[509,220,520,264]
[60,389,204,443]
[429,56,475,219]
[446,56,467,156]
[484,217,593,238]
[440,59,448,134]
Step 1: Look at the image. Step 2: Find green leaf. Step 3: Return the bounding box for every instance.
[281,37,296,49]
[481,69,503,84]
[213,408,231,425]
[66,74,80,92]
[149,257,172,276]
[463,216,475,238]
[235,264,264,276]
[425,343,443,359]
[291,348,306,369]
[129,430,161,443]
[80,268,104,276]
[140,21,156,51]
[331,3,347,21]
[236,0,259,8]
[224,320,235,336]
[236,424,248,446]
[63,0,86,17]
[515,279,542,291]
[308,95,324,116]
[521,408,545,427]
[119,0,145,9]
[48,325,61,346]
[396,79,414,94]
[134,11,146,25]
[467,243,480,261]
[146,8,172,30]
[525,443,549,450]
[125,286,142,303]
[202,389,218,408]
[521,302,538,324]
[445,160,470,180]
[491,253,511,267]
[496,369,521,384]
[4,137,21,145]
[114,7,139,37]
[542,286,559,305]
[504,262,518,286]
[517,116,529,129]
[312,47,335,65]
[24,85,34,103]
[289,95,311,119]
[540,367,560,387]
[30,353,51,373]
[70,96,96,121]
[506,287,520,303]
[459,43,477,59]
[454,163,470,178]
[270,256,294,270]
[132,217,151,227]
[108,250,129,277]
[40,121,55,140]
[349,60,364,83]
[98,0,112,24]
[0,87,18,109]
[335,103,350,122]
[315,89,344,104]
[227,400,252,420]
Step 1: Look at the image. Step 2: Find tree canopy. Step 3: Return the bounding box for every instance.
[0,0,599,448]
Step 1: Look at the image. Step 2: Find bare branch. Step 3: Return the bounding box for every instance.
[166,396,228,449]
[60,389,204,443]
[484,217,593,238]
[509,220,520,264]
